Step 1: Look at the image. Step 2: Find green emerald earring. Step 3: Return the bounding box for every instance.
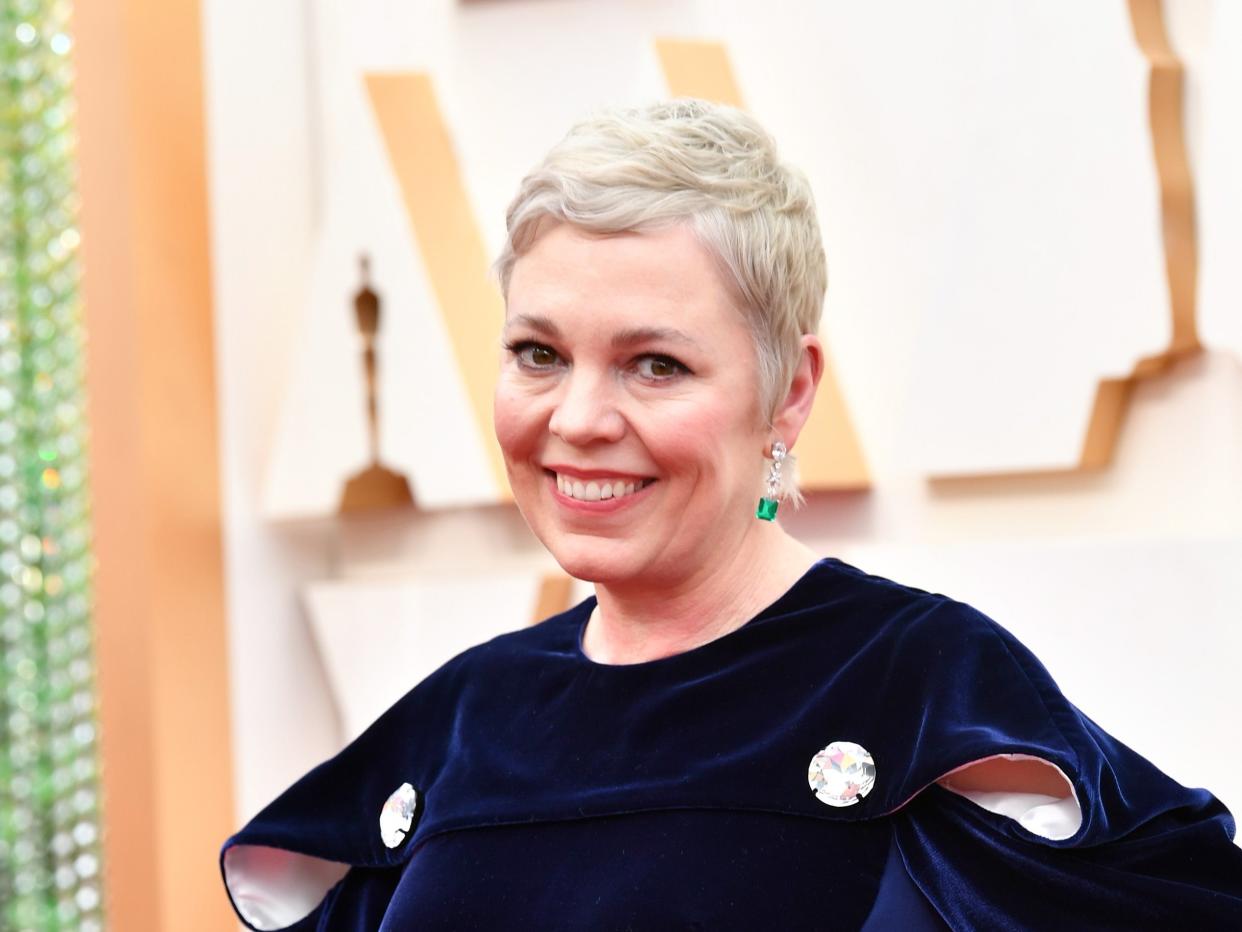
[756,440,787,521]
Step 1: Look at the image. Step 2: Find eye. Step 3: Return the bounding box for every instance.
[506,340,562,370]
[634,354,690,381]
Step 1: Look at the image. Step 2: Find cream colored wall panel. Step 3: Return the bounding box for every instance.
[899,3,1169,475]
[1198,0,1242,361]
[275,0,1179,503]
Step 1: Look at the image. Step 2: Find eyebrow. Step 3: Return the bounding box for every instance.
[505,313,562,338]
[505,314,702,351]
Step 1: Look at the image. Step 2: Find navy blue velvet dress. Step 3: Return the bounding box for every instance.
[221,558,1242,929]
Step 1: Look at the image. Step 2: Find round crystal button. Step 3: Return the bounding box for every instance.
[379,782,419,848]
[808,741,876,808]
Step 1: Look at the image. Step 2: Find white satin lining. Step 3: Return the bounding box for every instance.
[223,844,350,931]
[937,753,1083,841]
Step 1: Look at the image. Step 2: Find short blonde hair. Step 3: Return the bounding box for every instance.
[494,98,827,424]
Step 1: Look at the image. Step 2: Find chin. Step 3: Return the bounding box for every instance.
[543,535,644,586]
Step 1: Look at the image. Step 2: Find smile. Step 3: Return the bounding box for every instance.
[543,469,660,514]
[553,472,656,502]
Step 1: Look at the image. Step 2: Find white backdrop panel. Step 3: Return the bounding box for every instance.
[304,573,543,741]
[265,0,1178,517]
[1198,0,1242,361]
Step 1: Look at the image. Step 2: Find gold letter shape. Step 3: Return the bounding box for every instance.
[655,38,871,491]
[364,73,511,499]
[1076,0,1200,471]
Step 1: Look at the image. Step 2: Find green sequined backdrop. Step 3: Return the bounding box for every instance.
[0,0,105,928]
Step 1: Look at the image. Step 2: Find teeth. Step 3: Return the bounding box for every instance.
[554,473,651,502]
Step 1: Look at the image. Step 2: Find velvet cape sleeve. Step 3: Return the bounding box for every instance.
[879,599,1242,929]
[218,647,476,932]
[218,561,1242,930]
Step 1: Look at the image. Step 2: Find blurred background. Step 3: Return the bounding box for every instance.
[0,0,1238,928]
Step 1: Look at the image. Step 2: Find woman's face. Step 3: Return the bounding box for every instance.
[495,222,771,588]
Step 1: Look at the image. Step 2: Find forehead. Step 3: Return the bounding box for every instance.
[505,223,745,334]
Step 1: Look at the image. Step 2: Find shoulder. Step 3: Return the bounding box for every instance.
[799,557,1027,664]
[816,561,1237,846]
[817,569,1242,923]
[796,557,983,625]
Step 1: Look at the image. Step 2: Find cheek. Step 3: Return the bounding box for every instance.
[641,400,757,480]
[492,384,541,462]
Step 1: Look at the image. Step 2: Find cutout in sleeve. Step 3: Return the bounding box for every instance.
[222,844,350,931]
[936,753,1082,841]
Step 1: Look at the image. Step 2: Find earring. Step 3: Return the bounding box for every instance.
[755,440,787,521]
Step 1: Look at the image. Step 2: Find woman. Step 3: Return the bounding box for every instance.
[221,100,1242,929]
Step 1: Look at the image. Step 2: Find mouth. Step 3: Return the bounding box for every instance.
[544,469,657,505]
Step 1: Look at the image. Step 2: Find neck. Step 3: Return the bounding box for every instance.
[582,525,818,665]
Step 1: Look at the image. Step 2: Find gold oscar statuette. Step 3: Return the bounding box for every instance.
[339,255,415,513]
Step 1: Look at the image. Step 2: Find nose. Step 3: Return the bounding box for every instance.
[547,369,626,447]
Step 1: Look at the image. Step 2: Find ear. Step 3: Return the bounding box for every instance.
[771,333,824,450]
